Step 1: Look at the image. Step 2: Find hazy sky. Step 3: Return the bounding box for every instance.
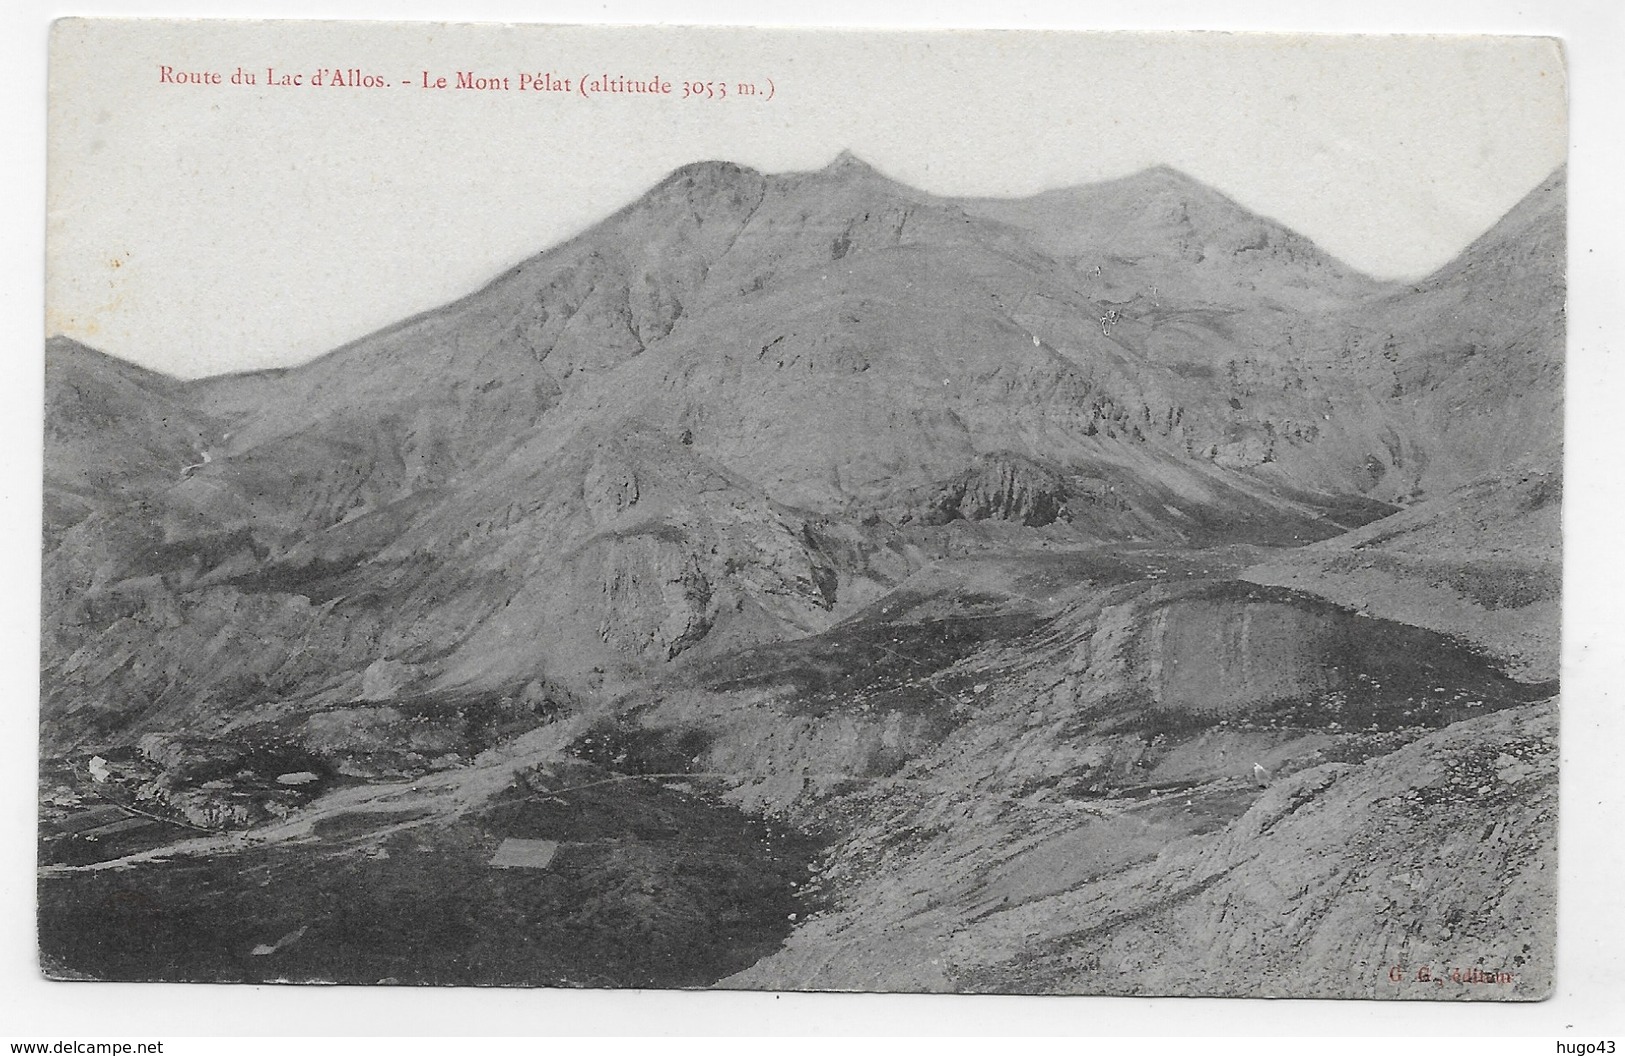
[47,20,1567,378]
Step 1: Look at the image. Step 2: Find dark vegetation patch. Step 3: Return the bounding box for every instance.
[1405,733,1555,810]
[1320,551,1560,610]
[994,543,1270,594]
[1170,487,1385,548]
[269,682,569,751]
[368,684,573,752]
[259,685,572,780]
[309,809,434,841]
[39,760,823,988]
[1318,729,1445,767]
[695,609,1051,720]
[223,553,377,603]
[128,527,271,579]
[222,552,460,611]
[1046,580,1555,797]
[42,823,190,868]
[1139,580,1555,731]
[1516,473,1562,512]
[599,520,692,547]
[572,718,713,776]
[856,585,1034,623]
[1304,491,1405,532]
[137,733,333,787]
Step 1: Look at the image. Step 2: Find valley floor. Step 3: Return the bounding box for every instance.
[37,541,1557,997]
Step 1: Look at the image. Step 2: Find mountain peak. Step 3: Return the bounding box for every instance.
[655,158,767,191]
[816,150,891,183]
[46,334,181,388]
[1097,163,1229,203]
[47,333,111,363]
[823,149,870,171]
[1134,162,1199,184]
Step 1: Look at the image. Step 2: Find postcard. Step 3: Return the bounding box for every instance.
[40,18,1565,998]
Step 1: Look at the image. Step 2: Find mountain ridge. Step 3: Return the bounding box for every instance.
[42,155,1564,744]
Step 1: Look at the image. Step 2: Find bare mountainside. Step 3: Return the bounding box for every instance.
[960,164,1390,312]
[40,156,1562,997]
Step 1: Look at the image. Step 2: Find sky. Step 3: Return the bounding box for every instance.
[45,20,1567,378]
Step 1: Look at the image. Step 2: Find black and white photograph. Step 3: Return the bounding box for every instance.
[34,16,1577,1008]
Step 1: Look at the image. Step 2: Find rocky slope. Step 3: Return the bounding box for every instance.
[961,164,1389,313]
[724,694,1555,999]
[43,337,227,545]
[1243,468,1562,682]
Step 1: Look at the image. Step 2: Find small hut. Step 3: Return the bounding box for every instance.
[488,838,560,870]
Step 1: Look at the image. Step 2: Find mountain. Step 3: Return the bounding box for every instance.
[1243,466,1562,682]
[961,164,1388,312]
[42,156,1402,745]
[39,151,1564,744]
[1361,166,1565,495]
[43,336,226,544]
[39,154,1564,996]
